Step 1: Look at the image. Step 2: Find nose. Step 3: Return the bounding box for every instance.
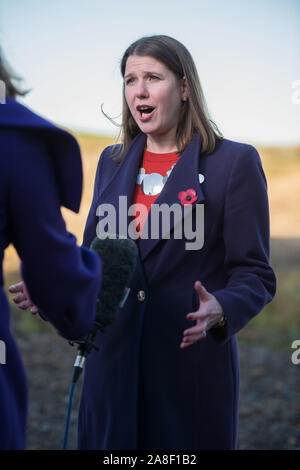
[135,79,149,99]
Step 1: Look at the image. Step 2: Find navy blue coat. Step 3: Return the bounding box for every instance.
[0,98,102,449]
[78,132,276,450]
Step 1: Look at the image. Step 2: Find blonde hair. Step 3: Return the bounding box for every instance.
[113,35,223,162]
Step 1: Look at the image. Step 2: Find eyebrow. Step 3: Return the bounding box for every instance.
[124,71,164,79]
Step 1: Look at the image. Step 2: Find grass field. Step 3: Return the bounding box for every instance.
[3,132,300,349]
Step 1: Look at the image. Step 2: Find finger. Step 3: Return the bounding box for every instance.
[183,330,206,343]
[194,280,211,302]
[186,311,207,321]
[8,282,24,293]
[180,331,206,349]
[184,319,208,336]
[12,293,28,304]
[183,325,205,336]
[30,306,39,315]
[181,328,206,348]
[180,337,194,349]
[184,323,206,336]
[187,311,220,322]
[18,300,32,310]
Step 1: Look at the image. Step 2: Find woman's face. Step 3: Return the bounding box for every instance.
[124,55,186,146]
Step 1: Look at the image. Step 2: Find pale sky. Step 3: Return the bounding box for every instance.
[1,0,299,145]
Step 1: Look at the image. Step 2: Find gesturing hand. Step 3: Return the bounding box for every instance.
[180,280,224,349]
[8,281,39,315]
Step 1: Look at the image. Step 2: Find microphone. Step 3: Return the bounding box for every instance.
[69,235,138,384]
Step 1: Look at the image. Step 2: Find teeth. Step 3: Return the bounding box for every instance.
[139,107,154,117]
[139,107,153,111]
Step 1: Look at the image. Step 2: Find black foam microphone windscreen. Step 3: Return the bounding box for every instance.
[90,235,138,330]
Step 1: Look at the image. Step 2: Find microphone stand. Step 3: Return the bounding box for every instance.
[62,314,104,450]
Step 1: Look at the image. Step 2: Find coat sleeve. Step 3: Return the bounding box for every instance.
[8,131,102,341]
[210,144,276,345]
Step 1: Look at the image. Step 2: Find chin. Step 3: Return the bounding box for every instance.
[137,124,158,135]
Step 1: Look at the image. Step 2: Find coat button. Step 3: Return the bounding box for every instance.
[137,290,146,302]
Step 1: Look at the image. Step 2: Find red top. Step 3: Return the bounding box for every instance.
[132,149,180,238]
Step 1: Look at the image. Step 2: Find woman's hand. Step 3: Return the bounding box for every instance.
[180,280,224,349]
[8,281,39,315]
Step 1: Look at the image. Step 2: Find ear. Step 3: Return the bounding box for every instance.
[181,76,188,102]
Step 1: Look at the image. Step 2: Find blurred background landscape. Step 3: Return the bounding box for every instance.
[1,0,300,451]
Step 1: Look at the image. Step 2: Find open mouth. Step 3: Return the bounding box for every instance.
[137,105,155,119]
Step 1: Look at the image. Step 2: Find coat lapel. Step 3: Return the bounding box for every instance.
[96,132,205,260]
[97,133,146,237]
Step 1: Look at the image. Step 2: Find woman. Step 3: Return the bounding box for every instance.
[77,35,276,450]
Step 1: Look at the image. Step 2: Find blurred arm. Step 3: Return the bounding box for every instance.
[7,130,102,340]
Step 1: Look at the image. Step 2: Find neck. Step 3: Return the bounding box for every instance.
[146,132,178,154]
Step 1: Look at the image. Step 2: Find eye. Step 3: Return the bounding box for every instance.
[149,74,160,81]
[125,77,135,85]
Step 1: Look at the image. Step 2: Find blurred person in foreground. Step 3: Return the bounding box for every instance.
[13,35,277,450]
[0,50,102,449]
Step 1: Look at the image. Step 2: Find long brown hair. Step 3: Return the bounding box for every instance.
[113,35,223,162]
[0,47,28,98]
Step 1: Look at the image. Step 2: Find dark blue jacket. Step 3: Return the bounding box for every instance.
[0,98,102,449]
[78,132,276,450]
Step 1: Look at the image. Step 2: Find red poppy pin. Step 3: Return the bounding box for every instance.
[178,188,198,205]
